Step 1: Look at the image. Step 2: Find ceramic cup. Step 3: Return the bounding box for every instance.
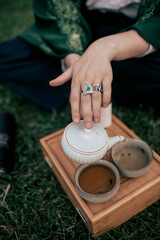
[111,138,153,178]
[74,160,120,203]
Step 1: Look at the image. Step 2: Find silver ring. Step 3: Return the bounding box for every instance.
[93,84,103,93]
[81,83,93,95]
[81,83,103,95]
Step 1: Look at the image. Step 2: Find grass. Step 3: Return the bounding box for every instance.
[0,0,160,239]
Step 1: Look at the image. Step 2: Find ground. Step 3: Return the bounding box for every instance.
[0,0,160,239]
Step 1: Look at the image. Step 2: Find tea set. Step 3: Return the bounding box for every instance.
[61,115,153,203]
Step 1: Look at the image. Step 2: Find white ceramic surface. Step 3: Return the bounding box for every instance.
[74,160,120,203]
[61,120,125,164]
[99,104,112,128]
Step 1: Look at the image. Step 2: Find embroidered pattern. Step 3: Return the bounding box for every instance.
[136,0,160,24]
[47,0,87,54]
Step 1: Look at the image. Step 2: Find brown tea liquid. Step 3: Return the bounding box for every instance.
[114,147,149,170]
[79,165,116,195]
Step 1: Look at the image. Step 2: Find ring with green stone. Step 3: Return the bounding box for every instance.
[81,83,103,95]
[81,83,93,95]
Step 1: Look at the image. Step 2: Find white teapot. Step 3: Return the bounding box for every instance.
[62,120,125,164]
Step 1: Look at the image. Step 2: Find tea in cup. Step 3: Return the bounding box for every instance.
[111,138,153,178]
[74,160,120,203]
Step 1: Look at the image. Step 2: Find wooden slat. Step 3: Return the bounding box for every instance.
[40,114,160,237]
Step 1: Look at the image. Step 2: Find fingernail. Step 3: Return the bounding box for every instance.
[49,81,53,86]
[86,122,92,129]
[94,118,99,123]
[73,117,79,123]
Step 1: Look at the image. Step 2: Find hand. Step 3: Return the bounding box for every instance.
[50,38,114,129]
[50,30,150,129]
[63,53,80,69]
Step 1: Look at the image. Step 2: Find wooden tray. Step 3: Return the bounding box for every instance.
[40,115,160,238]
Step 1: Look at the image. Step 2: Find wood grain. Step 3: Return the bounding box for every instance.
[40,115,160,238]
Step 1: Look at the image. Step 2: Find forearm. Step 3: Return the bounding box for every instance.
[93,30,150,61]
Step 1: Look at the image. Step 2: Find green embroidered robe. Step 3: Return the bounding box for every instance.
[21,0,160,58]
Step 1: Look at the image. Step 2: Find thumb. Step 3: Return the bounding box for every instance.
[49,67,72,87]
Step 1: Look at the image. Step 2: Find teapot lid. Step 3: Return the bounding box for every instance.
[64,121,108,154]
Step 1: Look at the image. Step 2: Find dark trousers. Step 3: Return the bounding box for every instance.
[0,38,70,112]
[0,11,160,112]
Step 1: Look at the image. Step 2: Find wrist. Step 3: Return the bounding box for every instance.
[106,30,150,61]
[104,38,118,61]
[95,37,118,61]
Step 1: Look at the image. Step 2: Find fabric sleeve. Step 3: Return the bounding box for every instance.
[137,44,156,57]
[21,0,92,58]
[127,1,160,50]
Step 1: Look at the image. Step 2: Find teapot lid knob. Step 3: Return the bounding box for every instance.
[63,120,108,154]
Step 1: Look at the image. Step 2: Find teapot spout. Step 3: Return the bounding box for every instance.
[108,136,125,150]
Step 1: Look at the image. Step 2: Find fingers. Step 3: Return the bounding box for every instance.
[71,76,112,128]
[49,57,112,129]
[70,81,81,124]
[81,93,93,129]
[102,75,112,107]
[49,67,72,86]
[92,79,102,123]
[90,72,112,124]
[71,80,93,129]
